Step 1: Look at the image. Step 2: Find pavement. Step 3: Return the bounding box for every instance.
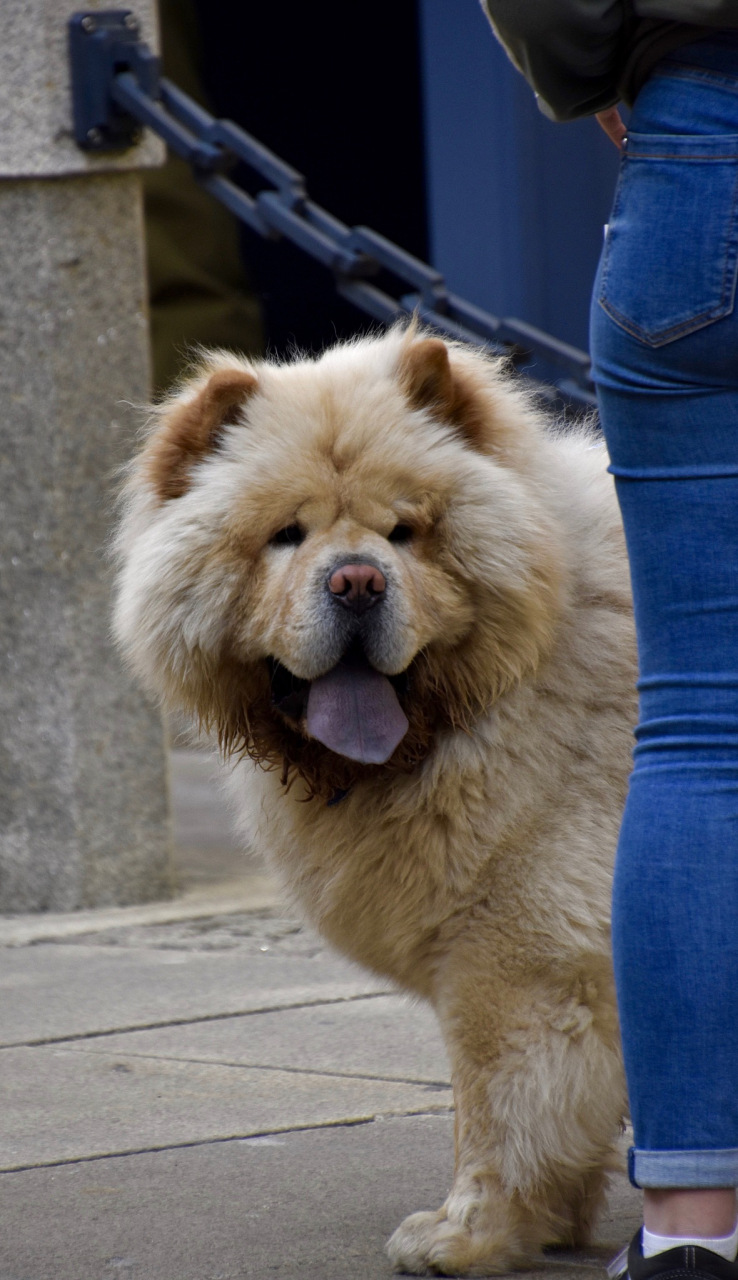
[0,748,641,1280]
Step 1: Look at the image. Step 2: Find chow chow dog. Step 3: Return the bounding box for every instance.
[114,326,636,1276]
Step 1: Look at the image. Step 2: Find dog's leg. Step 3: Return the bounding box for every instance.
[386,957,625,1276]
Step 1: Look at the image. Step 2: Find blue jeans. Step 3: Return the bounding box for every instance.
[590,36,738,1191]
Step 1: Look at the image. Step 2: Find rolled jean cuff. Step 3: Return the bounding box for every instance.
[608,463,738,481]
[629,1147,738,1189]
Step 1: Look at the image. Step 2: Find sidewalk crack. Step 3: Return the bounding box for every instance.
[0,1108,454,1175]
[0,990,392,1050]
[62,1046,452,1090]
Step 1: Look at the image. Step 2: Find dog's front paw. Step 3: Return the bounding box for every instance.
[386,1187,537,1277]
[387,1209,447,1275]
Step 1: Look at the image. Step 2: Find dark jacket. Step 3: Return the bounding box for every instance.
[480,0,738,120]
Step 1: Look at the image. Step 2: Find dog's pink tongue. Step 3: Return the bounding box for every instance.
[306,658,409,764]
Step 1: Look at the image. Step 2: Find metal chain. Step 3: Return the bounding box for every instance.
[69,11,595,408]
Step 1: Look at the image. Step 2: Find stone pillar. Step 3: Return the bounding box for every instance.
[0,1,174,910]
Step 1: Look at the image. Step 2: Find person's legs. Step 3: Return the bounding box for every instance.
[590,38,738,1255]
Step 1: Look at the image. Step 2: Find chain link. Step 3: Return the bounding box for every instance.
[70,11,596,409]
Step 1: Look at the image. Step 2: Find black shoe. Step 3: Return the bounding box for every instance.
[609,1230,738,1280]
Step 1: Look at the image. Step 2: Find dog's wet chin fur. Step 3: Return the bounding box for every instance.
[114,327,637,1276]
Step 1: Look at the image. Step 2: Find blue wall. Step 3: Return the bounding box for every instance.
[418,0,621,356]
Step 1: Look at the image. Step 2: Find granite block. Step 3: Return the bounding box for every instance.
[0,0,165,177]
[0,173,172,908]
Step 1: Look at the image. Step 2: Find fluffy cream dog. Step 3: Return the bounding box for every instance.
[114,326,636,1277]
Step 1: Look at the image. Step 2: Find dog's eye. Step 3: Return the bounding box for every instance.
[388,523,413,544]
[270,524,305,547]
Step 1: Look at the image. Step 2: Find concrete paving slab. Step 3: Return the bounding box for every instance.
[0,1114,641,1280]
[0,867,642,1280]
[72,995,451,1085]
[1,1043,452,1171]
[0,941,390,1046]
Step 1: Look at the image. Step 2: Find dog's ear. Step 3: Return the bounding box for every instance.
[400,338,487,448]
[146,368,258,500]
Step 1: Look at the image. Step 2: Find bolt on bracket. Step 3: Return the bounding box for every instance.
[68,10,159,150]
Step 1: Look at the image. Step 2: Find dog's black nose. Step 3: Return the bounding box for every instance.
[328,562,386,615]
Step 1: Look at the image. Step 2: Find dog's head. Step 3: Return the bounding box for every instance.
[114,329,563,797]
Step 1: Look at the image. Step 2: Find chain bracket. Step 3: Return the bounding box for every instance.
[69,10,159,150]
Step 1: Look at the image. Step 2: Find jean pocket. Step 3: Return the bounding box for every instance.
[597,132,738,347]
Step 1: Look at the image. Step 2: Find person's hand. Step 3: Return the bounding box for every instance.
[596,106,627,150]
